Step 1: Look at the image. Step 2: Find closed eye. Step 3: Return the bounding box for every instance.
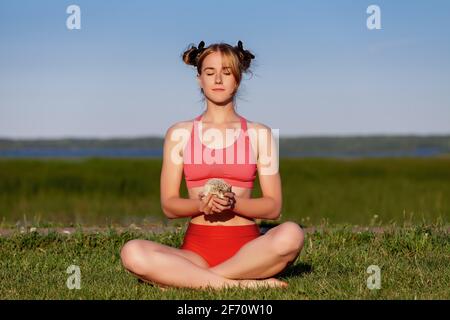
[207,72,231,76]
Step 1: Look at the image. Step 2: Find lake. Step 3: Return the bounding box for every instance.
[0,147,445,158]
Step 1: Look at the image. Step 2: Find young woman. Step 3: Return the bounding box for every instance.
[120,40,305,290]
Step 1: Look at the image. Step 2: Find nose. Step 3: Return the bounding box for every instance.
[215,73,222,84]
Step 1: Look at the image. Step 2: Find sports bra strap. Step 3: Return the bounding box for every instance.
[240,115,247,132]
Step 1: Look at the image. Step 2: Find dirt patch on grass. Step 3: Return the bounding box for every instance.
[0,224,181,237]
[1,224,448,237]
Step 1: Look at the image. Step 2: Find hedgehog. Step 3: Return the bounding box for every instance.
[203,178,232,199]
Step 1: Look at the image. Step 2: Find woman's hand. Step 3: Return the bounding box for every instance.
[211,191,236,213]
[198,193,215,215]
[198,191,236,215]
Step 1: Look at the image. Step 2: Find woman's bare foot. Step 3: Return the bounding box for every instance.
[138,278,169,291]
[137,277,287,291]
[237,278,288,289]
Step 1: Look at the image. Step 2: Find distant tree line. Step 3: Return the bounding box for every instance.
[1,136,449,156]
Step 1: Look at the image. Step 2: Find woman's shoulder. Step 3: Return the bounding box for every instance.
[164,117,197,137]
[163,118,198,158]
[245,119,276,159]
[245,119,273,135]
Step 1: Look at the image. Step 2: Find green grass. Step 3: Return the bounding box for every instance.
[0,157,449,226]
[1,157,448,299]
[0,224,448,299]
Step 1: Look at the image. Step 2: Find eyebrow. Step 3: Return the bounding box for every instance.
[203,66,231,71]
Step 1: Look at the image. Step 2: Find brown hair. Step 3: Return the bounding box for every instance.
[181,40,255,91]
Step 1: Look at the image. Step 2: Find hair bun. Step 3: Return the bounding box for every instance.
[235,40,255,71]
[186,40,206,66]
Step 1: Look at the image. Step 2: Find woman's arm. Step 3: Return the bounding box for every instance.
[230,123,282,220]
[160,123,202,219]
[162,197,202,219]
[232,174,282,220]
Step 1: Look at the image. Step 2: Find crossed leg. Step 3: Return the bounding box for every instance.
[120,221,304,289]
[208,221,305,280]
[120,238,235,290]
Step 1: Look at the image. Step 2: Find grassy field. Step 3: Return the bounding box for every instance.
[0,224,448,299]
[0,157,449,227]
[1,157,449,299]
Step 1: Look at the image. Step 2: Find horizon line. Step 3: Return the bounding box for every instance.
[1,133,450,140]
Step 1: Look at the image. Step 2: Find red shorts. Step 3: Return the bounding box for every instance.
[180,222,261,267]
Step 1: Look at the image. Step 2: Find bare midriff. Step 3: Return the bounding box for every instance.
[187,185,256,226]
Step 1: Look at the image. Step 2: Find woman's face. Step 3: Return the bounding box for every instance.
[197,51,238,103]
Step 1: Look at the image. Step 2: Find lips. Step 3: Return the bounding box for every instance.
[212,88,225,91]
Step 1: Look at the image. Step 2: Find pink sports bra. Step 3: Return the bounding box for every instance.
[183,113,257,189]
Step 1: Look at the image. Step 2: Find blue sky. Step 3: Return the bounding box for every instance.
[1,0,449,138]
